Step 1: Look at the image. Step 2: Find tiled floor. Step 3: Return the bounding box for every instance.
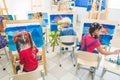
[0,46,120,80]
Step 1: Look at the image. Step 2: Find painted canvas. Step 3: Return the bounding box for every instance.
[82,22,116,46]
[50,13,74,31]
[0,15,14,32]
[5,24,44,51]
[28,12,49,26]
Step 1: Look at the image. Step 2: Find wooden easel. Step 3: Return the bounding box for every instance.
[0,0,8,15]
[87,0,108,50]
[0,0,8,36]
[51,0,75,12]
[3,20,47,75]
[88,0,108,20]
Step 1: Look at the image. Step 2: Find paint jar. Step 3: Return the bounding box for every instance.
[117,53,120,65]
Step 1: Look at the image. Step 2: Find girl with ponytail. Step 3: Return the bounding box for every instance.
[14,30,38,74]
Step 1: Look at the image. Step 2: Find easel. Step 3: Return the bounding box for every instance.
[0,0,8,15]
[30,0,49,53]
[88,0,108,20]
[0,0,8,36]
[51,0,75,12]
[3,20,47,75]
[0,0,10,72]
[87,0,108,50]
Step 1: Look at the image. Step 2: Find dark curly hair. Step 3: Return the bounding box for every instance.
[89,22,102,38]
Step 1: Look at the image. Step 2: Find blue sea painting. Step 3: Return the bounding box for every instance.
[82,23,115,46]
[5,25,44,51]
[50,14,74,31]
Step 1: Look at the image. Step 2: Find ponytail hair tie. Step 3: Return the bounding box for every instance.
[14,31,31,43]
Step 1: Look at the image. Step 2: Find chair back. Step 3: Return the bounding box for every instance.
[77,51,100,67]
[60,36,76,43]
[10,70,44,80]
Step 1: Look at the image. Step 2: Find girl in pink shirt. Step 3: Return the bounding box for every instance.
[81,22,119,55]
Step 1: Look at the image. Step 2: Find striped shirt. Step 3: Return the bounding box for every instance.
[60,27,76,36]
[60,27,76,45]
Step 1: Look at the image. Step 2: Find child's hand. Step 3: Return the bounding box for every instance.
[113,50,120,54]
[18,70,22,74]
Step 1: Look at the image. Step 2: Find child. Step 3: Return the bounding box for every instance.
[81,22,120,55]
[14,31,38,74]
[32,12,46,27]
[59,17,76,50]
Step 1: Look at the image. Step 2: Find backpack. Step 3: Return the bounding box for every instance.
[0,34,7,48]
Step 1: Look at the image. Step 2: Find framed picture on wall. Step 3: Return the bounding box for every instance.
[49,12,76,31]
[80,19,118,46]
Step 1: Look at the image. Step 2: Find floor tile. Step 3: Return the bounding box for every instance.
[45,73,58,80]
[103,72,120,80]
[48,65,68,79]
[60,73,79,80]
[47,60,57,71]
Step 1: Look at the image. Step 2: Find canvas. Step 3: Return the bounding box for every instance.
[5,24,44,51]
[49,13,75,31]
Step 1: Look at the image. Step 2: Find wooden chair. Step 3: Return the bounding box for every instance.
[59,36,77,67]
[9,50,44,74]
[9,69,45,80]
[76,51,101,80]
[101,39,120,79]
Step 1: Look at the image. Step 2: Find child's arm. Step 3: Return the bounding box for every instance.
[33,46,39,55]
[97,46,120,55]
[18,64,24,74]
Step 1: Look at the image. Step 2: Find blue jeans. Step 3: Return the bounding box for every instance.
[16,65,38,73]
[16,66,28,73]
[93,50,99,54]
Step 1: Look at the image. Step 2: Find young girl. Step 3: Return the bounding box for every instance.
[81,22,120,55]
[14,31,38,74]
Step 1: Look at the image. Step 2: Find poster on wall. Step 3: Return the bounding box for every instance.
[49,13,75,31]
[80,19,117,46]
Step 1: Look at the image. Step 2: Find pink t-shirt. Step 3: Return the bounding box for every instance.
[81,35,101,52]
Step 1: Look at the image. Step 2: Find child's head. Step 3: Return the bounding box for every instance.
[89,22,102,38]
[61,17,71,28]
[14,31,33,52]
[32,12,43,20]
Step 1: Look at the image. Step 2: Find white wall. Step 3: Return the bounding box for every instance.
[0,0,50,20]
[109,0,120,9]
[0,0,31,19]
